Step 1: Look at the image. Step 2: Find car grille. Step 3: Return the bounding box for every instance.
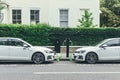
[74,56,77,59]
[78,56,83,59]
[47,56,52,59]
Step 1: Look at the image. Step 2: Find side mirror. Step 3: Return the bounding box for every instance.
[101,44,108,48]
[23,44,29,48]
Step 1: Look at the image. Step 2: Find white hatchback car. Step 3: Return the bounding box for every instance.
[73,38,120,64]
[0,37,55,64]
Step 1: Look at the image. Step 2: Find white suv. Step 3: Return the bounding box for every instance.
[73,38,120,64]
[0,37,55,64]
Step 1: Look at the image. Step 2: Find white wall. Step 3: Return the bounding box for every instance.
[2,0,100,27]
[7,0,49,24]
[48,0,100,27]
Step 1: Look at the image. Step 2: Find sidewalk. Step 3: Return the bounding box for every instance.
[54,53,74,61]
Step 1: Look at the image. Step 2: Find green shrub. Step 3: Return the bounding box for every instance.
[49,27,120,46]
[0,24,51,46]
[0,24,120,46]
[77,10,96,28]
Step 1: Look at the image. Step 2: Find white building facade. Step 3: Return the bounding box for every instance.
[1,0,100,28]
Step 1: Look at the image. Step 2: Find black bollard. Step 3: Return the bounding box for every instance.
[54,39,60,53]
[66,38,69,57]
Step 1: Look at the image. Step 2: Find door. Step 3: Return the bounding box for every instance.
[8,39,31,60]
[0,39,10,60]
[99,39,120,60]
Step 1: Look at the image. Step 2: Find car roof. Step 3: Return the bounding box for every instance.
[105,38,120,41]
[0,37,22,40]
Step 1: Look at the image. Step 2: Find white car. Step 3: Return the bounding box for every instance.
[73,38,120,64]
[0,37,55,64]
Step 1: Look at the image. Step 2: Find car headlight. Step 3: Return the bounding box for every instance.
[44,50,54,54]
[75,50,86,54]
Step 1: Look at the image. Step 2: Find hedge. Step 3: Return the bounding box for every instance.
[0,24,51,46]
[49,27,120,46]
[0,24,120,46]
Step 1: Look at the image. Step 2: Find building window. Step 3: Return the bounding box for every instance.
[30,10,40,24]
[12,9,22,24]
[59,9,68,27]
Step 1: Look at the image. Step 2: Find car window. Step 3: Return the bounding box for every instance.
[0,39,7,46]
[104,39,120,47]
[8,39,24,47]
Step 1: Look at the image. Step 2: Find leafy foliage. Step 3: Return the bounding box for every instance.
[0,1,5,11]
[0,24,120,46]
[0,1,5,23]
[77,10,96,28]
[100,0,120,27]
[0,5,4,11]
[0,24,51,46]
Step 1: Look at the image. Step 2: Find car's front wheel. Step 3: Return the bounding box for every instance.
[85,52,98,64]
[32,53,45,64]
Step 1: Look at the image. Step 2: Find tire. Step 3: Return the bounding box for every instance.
[32,53,45,64]
[85,52,98,64]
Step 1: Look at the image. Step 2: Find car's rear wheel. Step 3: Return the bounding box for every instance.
[85,52,98,64]
[32,53,45,64]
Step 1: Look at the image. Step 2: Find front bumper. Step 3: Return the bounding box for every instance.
[45,53,55,61]
[47,55,54,61]
[73,53,85,61]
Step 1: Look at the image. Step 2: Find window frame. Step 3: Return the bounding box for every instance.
[102,39,120,47]
[12,9,22,24]
[59,9,69,27]
[0,39,8,46]
[7,39,26,47]
[30,9,40,24]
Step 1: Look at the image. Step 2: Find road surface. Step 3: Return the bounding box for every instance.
[0,61,120,80]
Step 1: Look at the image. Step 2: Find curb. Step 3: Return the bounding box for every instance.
[59,59,74,61]
[54,53,74,61]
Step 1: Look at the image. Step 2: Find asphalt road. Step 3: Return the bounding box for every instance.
[0,61,120,80]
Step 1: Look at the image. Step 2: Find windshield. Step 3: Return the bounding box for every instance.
[18,39,32,47]
[95,39,107,47]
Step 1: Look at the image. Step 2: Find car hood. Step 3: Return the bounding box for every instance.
[75,46,98,51]
[32,46,53,51]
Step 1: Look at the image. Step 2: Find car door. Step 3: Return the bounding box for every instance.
[8,39,31,60]
[99,39,120,60]
[0,39,10,60]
